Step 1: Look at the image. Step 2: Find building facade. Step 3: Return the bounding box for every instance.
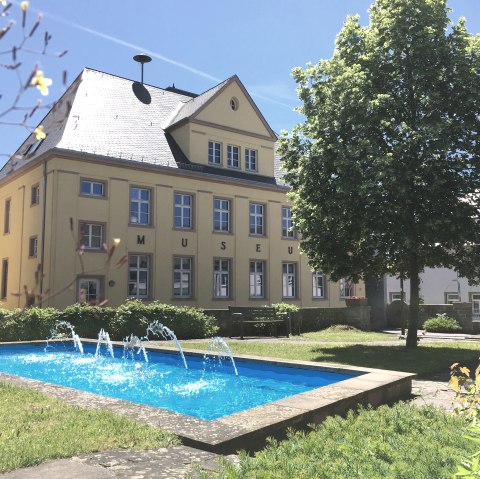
[0,68,364,310]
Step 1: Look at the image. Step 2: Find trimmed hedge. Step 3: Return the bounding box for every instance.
[0,300,218,342]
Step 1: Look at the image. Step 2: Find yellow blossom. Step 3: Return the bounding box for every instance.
[33,125,46,141]
[31,70,52,96]
[21,1,28,10]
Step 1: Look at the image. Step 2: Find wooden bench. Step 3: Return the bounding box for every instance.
[228,306,291,340]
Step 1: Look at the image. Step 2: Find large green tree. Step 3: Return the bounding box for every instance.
[280,0,480,347]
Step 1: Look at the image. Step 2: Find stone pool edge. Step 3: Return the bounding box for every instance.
[0,341,415,454]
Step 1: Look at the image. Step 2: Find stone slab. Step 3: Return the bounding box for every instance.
[0,446,223,479]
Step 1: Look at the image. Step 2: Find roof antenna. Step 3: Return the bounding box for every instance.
[133,53,152,84]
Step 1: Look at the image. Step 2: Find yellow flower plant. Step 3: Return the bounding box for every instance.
[31,70,52,96]
[33,125,46,141]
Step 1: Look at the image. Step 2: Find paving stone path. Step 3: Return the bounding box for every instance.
[0,446,233,479]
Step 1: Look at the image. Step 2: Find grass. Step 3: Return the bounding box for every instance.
[0,382,179,473]
[198,402,474,479]
[182,340,480,377]
[293,325,399,342]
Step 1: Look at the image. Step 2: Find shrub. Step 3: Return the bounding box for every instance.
[109,300,218,340]
[0,307,59,341]
[0,301,218,342]
[271,303,300,315]
[60,303,116,338]
[424,314,462,333]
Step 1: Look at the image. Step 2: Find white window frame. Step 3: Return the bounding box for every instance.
[79,222,104,250]
[128,254,150,298]
[227,145,240,168]
[249,260,265,298]
[28,236,38,258]
[389,292,405,302]
[249,203,265,236]
[282,206,295,239]
[173,256,193,298]
[174,193,193,229]
[340,278,355,298]
[213,198,231,232]
[282,262,297,299]
[472,293,480,318]
[80,179,105,197]
[213,259,231,298]
[312,272,325,298]
[78,277,101,304]
[245,148,257,171]
[130,187,151,225]
[445,292,460,304]
[208,140,222,165]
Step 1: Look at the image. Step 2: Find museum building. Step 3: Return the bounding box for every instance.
[0,67,364,310]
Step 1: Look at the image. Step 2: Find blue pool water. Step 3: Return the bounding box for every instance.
[0,343,356,420]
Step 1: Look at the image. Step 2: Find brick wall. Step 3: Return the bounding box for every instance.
[419,303,479,334]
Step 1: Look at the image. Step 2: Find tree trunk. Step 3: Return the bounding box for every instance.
[406,255,420,348]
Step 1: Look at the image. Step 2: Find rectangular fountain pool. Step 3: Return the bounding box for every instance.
[0,341,415,453]
[0,342,356,420]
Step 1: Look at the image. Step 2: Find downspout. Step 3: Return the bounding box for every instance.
[39,159,47,306]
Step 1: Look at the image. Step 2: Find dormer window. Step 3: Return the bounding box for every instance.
[25,136,46,155]
[208,141,221,165]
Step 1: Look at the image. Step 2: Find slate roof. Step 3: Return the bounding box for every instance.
[166,78,230,128]
[0,68,286,188]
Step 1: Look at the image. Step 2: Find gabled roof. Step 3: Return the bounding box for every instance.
[165,75,278,140]
[166,78,230,127]
[0,68,283,187]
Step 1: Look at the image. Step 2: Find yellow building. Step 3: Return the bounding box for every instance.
[0,68,364,310]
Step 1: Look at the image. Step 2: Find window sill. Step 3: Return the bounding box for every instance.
[128,223,154,228]
[79,194,107,200]
[173,227,196,232]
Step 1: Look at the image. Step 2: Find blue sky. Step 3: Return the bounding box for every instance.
[1,0,480,168]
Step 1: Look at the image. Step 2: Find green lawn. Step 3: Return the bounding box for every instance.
[182,340,480,377]
[293,326,399,342]
[198,403,474,479]
[0,382,178,473]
